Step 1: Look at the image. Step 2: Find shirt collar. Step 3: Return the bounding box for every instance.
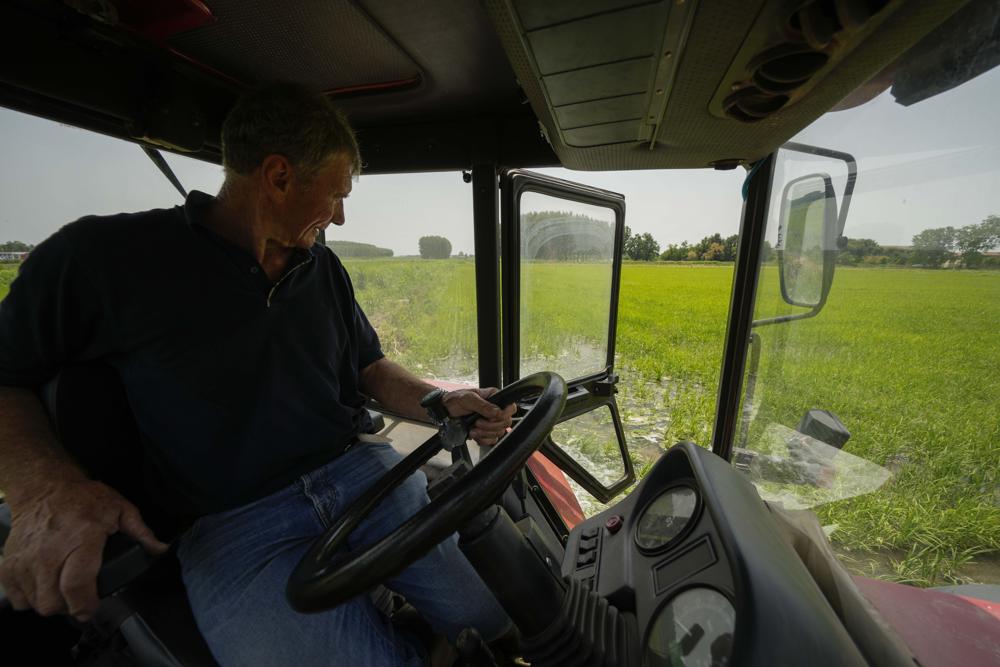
[182,190,316,264]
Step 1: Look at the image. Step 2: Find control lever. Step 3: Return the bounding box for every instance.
[456,627,498,666]
[420,388,480,464]
[0,502,159,608]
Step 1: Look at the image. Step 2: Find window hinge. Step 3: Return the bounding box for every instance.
[592,374,619,397]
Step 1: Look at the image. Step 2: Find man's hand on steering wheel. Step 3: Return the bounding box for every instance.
[288,372,566,612]
[441,388,516,447]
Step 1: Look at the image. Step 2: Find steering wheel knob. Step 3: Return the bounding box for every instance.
[420,387,450,422]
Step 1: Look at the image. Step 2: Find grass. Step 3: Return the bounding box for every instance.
[0,262,16,298]
[749,266,1000,585]
[2,257,997,586]
[339,258,999,586]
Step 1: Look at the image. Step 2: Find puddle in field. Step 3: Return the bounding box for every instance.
[834,546,1000,586]
[961,555,1000,584]
[431,360,713,517]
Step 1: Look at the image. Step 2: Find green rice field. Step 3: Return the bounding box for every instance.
[338,258,1000,586]
[2,259,997,585]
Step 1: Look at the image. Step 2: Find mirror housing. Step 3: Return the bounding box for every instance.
[777,173,839,308]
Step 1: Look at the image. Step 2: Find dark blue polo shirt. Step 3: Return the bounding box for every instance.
[0,191,383,518]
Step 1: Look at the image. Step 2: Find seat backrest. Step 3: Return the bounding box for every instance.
[40,362,177,538]
[3,364,220,665]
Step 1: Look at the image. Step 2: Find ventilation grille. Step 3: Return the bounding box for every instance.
[715,0,895,123]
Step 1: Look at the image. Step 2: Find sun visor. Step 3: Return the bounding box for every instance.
[164,0,422,94]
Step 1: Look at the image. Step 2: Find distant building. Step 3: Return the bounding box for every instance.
[0,252,28,262]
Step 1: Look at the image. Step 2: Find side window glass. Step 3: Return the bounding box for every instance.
[547,405,629,517]
[519,194,616,380]
[503,170,634,510]
[737,59,1000,586]
[0,108,223,303]
[338,171,478,385]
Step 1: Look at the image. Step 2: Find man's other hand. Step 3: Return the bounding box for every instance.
[442,388,517,447]
[0,479,169,622]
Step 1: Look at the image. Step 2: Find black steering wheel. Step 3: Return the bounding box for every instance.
[286,371,567,613]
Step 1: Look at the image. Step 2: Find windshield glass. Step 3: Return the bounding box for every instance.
[739,13,1000,586]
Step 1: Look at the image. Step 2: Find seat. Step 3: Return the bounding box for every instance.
[0,361,218,666]
[1,362,418,666]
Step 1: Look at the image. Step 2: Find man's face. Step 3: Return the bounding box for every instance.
[276,153,354,249]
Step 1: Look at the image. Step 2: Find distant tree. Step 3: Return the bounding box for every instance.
[521,211,614,260]
[327,240,393,258]
[911,226,956,268]
[0,241,32,252]
[625,231,660,261]
[658,233,751,262]
[837,252,859,266]
[418,235,452,259]
[702,242,725,261]
[836,238,883,265]
[722,234,739,261]
[886,247,913,265]
[660,242,690,261]
[955,215,1000,268]
[693,233,723,258]
[761,240,775,262]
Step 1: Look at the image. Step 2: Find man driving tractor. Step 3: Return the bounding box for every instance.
[0,82,515,666]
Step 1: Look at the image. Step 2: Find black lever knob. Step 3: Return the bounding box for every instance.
[420,388,450,423]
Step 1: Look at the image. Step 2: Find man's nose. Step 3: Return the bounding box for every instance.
[331,201,346,226]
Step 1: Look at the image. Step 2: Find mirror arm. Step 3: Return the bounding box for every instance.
[781,142,858,235]
[751,305,822,328]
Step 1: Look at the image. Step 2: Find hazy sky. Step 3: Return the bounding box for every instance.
[2,66,998,256]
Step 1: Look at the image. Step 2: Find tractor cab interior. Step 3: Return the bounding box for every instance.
[2,0,999,666]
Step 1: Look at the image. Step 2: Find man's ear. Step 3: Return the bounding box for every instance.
[260,154,293,200]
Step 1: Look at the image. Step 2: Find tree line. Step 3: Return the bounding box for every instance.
[907,215,1000,268]
[326,236,456,259]
[7,213,998,267]
[625,214,1000,268]
[327,240,393,258]
[625,228,769,262]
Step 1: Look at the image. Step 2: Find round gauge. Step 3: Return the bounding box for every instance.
[635,485,699,551]
[645,587,736,667]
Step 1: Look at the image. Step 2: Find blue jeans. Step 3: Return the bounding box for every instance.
[176,442,511,666]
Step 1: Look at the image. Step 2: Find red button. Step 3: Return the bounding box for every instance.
[605,515,623,534]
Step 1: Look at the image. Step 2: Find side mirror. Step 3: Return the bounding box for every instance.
[777,174,838,308]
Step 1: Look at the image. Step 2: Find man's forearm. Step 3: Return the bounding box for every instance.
[358,358,438,422]
[0,386,87,508]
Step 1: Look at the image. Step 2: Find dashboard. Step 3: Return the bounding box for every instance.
[560,442,868,666]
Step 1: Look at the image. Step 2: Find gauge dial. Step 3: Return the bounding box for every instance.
[645,587,735,667]
[635,485,698,551]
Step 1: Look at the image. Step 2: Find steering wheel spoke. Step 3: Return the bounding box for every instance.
[287,372,567,613]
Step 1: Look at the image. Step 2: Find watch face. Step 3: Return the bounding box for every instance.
[635,486,699,552]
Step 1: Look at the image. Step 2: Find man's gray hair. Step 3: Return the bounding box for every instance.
[221,81,361,178]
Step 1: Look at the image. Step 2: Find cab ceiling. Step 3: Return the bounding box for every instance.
[0,0,555,173]
[483,0,971,170]
[0,0,972,173]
